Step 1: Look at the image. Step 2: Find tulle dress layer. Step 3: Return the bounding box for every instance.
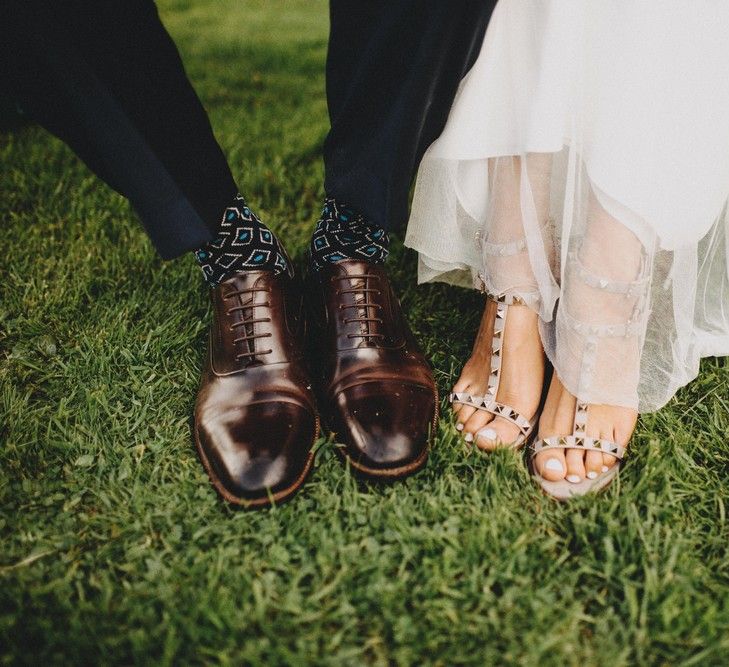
[405,0,729,412]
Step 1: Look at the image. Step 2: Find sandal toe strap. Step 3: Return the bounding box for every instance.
[450,392,535,437]
[530,434,625,460]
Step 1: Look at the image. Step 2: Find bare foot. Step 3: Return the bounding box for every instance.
[534,374,637,482]
[452,297,545,450]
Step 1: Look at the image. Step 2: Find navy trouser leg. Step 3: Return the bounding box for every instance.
[324,0,496,232]
[0,0,237,258]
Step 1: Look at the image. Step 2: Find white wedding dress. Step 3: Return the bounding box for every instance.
[406,0,729,412]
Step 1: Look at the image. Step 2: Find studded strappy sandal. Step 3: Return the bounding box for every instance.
[450,292,540,450]
[530,400,625,500]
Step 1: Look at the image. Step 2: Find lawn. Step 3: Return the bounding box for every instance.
[1,1,728,664]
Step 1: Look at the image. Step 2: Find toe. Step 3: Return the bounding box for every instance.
[450,378,473,424]
[601,425,620,471]
[602,453,618,471]
[585,450,603,480]
[462,410,494,444]
[475,417,522,451]
[613,410,637,445]
[452,401,464,428]
[454,404,477,430]
[474,424,499,450]
[535,449,567,481]
[565,448,586,484]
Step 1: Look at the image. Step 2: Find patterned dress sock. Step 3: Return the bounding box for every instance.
[309,198,390,271]
[194,194,289,286]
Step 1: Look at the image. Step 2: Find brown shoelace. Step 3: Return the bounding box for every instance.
[335,273,385,341]
[223,287,273,360]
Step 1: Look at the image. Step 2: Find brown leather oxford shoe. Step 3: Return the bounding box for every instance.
[194,268,318,508]
[307,260,438,478]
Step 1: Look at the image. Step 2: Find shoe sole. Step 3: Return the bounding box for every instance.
[329,385,440,481]
[194,416,320,509]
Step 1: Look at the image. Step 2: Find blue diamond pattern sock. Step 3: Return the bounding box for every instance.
[194,194,289,286]
[309,198,389,271]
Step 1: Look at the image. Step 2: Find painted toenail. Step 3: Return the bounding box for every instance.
[587,471,597,479]
[566,474,582,484]
[456,423,464,431]
[601,465,609,473]
[464,432,474,443]
[477,427,497,441]
[544,458,564,473]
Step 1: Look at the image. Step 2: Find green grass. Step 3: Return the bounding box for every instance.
[1,1,728,664]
